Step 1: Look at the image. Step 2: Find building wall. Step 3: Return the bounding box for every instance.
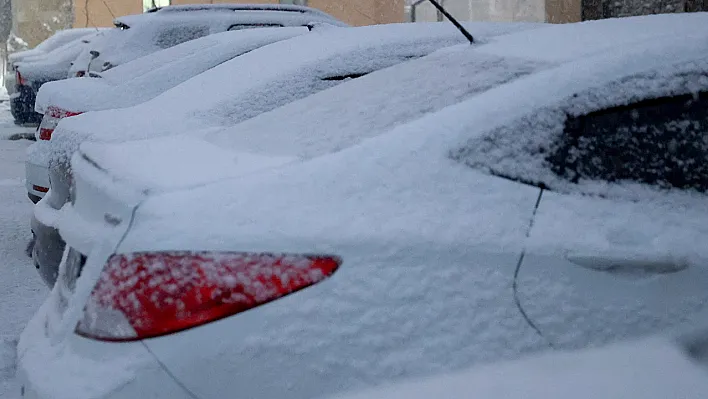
[74,0,142,28]
[74,0,403,28]
[12,0,73,47]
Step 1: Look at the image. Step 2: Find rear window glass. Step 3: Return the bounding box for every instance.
[452,69,708,199]
[549,91,708,192]
[155,25,210,48]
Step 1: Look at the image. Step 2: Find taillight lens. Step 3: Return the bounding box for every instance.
[38,106,82,140]
[16,70,26,85]
[75,70,86,77]
[76,252,341,341]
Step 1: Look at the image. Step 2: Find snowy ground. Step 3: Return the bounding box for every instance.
[0,91,49,398]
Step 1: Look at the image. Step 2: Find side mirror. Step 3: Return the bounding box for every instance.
[89,50,100,59]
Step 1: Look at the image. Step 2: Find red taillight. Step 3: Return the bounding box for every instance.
[46,106,82,119]
[38,106,82,140]
[38,128,54,141]
[32,185,49,193]
[75,70,86,77]
[76,252,341,341]
[16,70,26,85]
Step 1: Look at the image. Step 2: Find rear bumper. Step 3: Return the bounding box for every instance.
[17,296,193,399]
[25,158,50,202]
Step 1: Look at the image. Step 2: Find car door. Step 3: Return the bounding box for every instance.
[516,90,708,349]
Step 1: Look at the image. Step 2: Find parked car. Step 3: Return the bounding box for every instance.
[17,13,708,399]
[25,26,312,204]
[4,28,103,99]
[67,3,347,78]
[11,32,104,125]
[330,331,708,399]
[30,21,539,286]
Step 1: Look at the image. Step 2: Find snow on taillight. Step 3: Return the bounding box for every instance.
[39,106,82,140]
[76,252,341,341]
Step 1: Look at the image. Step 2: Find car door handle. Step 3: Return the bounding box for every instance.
[566,253,689,275]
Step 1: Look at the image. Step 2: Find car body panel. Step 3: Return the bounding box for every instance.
[327,335,708,399]
[517,190,708,349]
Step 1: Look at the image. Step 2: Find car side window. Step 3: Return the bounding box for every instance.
[548,91,708,192]
[155,25,210,49]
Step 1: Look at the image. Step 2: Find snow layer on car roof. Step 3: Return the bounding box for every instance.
[16,32,102,81]
[122,20,708,264]
[35,27,309,114]
[477,12,708,62]
[200,45,550,160]
[52,21,540,160]
[155,3,345,23]
[329,337,708,399]
[77,45,550,191]
[8,28,103,62]
[75,9,326,73]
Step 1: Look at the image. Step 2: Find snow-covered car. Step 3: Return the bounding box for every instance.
[67,3,347,78]
[25,27,312,204]
[329,331,708,399]
[4,28,103,98]
[30,21,539,287]
[17,13,708,399]
[11,32,104,125]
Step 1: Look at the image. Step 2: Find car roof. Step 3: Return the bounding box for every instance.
[153,3,344,22]
[35,27,310,114]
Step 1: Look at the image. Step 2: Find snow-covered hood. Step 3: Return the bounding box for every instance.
[79,135,297,193]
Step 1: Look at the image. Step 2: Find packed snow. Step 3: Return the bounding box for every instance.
[329,336,708,399]
[0,92,48,398]
[35,27,310,113]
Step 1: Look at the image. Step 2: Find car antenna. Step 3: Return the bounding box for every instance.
[426,0,474,44]
[102,0,117,20]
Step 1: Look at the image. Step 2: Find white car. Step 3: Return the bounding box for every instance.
[17,13,708,399]
[25,26,312,203]
[11,32,105,125]
[67,3,347,78]
[30,21,539,287]
[4,28,102,96]
[330,331,708,399]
